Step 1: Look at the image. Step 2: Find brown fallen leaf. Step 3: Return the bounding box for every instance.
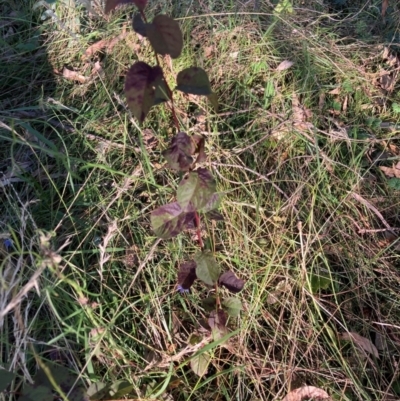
[380,161,400,178]
[292,93,313,129]
[382,47,398,67]
[282,386,331,401]
[91,60,102,74]
[276,59,294,71]
[340,332,379,358]
[62,67,87,83]
[379,72,396,92]
[328,87,341,95]
[83,25,127,59]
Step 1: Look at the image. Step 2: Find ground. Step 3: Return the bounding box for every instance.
[1,0,400,400]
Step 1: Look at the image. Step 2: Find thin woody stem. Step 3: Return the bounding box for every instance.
[194,211,203,249]
[140,10,180,130]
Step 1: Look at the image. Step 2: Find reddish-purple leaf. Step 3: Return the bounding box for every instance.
[178,260,197,290]
[198,318,211,331]
[162,132,194,171]
[177,168,216,211]
[195,251,220,285]
[150,202,195,239]
[132,13,148,37]
[200,192,223,213]
[176,67,212,96]
[105,0,147,13]
[219,271,245,293]
[208,309,227,329]
[209,309,228,341]
[147,15,183,59]
[124,62,168,123]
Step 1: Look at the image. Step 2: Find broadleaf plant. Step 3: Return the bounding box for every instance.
[147,15,183,59]
[125,62,169,122]
[150,202,195,239]
[194,251,220,286]
[177,168,216,210]
[176,67,213,95]
[108,0,246,379]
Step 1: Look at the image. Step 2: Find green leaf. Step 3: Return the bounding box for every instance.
[151,202,195,239]
[189,333,203,345]
[108,380,134,397]
[388,178,400,190]
[176,67,212,95]
[308,274,331,293]
[190,352,210,377]
[20,384,53,401]
[274,0,293,14]
[0,370,16,392]
[195,251,220,285]
[207,92,219,112]
[147,15,183,59]
[222,297,242,317]
[177,168,216,210]
[201,296,217,312]
[28,364,87,401]
[105,0,147,13]
[392,103,400,114]
[124,62,169,123]
[87,382,108,400]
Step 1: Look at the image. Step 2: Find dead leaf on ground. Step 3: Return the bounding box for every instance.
[340,332,379,358]
[342,95,348,112]
[382,47,399,67]
[379,71,397,92]
[83,25,127,59]
[380,161,400,178]
[276,60,294,71]
[282,386,331,401]
[292,93,313,129]
[329,87,341,95]
[61,67,88,83]
[91,61,103,74]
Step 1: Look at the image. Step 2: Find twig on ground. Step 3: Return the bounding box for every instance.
[350,192,397,236]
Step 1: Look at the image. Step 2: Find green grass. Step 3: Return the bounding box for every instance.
[1,0,400,400]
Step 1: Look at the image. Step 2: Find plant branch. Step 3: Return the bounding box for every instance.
[194,211,203,249]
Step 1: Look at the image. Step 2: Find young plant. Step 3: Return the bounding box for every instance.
[106,0,246,376]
